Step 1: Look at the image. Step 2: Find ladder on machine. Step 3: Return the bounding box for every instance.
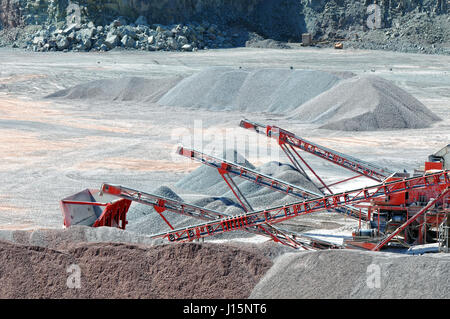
[438,195,449,252]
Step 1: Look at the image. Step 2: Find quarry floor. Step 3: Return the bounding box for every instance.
[0,46,449,233]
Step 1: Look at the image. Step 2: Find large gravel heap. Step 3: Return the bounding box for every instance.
[291,75,442,131]
[45,76,183,103]
[158,67,342,113]
[0,225,160,250]
[45,68,441,131]
[250,249,450,299]
[0,240,272,298]
[158,68,441,131]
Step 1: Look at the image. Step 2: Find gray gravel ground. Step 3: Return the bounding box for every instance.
[249,249,450,299]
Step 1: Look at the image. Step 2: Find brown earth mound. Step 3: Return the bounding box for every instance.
[0,241,272,299]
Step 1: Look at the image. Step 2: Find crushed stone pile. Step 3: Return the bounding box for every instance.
[291,75,441,131]
[126,184,255,240]
[249,249,450,299]
[175,149,255,195]
[0,225,160,250]
[0,241,272,298]
[176,151,321,211]
[126,185,196,236]
[158,67,342,112]
[45,76,182,103]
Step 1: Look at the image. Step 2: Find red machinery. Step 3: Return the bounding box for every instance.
[61,120,450,252]
[144,170,449,250]
[240,119,393,193]
[239,120,450,250]
[176,146,366,220]
[60,188,131,229]
[99,183,343,250]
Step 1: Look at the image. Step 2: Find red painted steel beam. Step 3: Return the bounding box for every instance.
[150,170,449,243]
[100,183,323,249]
[92,199,132,229]
[240,119,393,182]
[61,200,108,206]
[286,143,333,194]
[176,146,365,220]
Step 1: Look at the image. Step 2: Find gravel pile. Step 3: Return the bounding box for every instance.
[45,76,183,103]
[249,249,450,299]
[126,186,194,236]
[291,75,442,131]
[158,68,342,112]
[176,152,320,211]
[245,32,291,49]
[126,184,254,239]
[0,226,160,250]
[0,240,272,298]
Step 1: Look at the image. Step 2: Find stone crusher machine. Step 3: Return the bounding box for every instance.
[60,120,450,252]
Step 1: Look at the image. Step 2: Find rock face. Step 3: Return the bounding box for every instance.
[0,0,22,28]
[1,1,447,39]
[0,0,448,53]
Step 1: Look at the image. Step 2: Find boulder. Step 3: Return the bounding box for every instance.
[104,33,119,48]
[181,43,193,51]
[121,34,135,48]
[56,37,70,50]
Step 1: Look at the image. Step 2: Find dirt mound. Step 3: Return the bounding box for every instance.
[45,76,182,103]
[0,240,272,299]
[249,250,450,299]
[291,75,441,131]
[158,67,342,112]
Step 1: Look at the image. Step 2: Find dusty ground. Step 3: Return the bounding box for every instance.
[0,46,449,236]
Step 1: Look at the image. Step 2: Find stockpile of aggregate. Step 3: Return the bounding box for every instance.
[45,76,182,103]
[176,158,321,209]
[0,241,272,298]
[0,225,160,250]
[126,184,254,239]
[291,75,442,131]
[157,67,342,112]
[249,249,450,299]
[126,185,198,236]
[156,68,440,131]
